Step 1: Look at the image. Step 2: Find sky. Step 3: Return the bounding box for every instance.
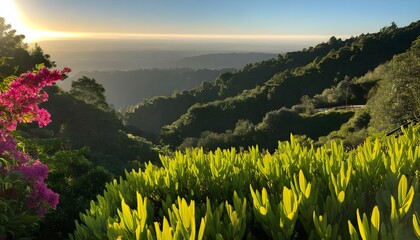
[1,0,419,52]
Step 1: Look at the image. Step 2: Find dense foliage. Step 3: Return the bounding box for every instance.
[72,126,420,239]
[367,37,420,132]
[126,39,339,135]
[0,67,68,238]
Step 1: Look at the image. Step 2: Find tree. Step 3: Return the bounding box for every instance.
[70,76,109,110]
[368,38,420,132]
[0,17,54,77]
[380,22,398,33]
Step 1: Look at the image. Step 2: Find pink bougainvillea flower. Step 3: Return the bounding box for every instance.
[0,67,70,215]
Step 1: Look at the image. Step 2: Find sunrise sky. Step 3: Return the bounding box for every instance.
[2,0,419,44]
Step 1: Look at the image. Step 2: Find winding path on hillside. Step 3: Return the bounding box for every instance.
[314,105,366,113]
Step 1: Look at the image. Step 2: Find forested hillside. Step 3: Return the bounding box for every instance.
[127,21,420,150]
[172,52,278,69]
[126,35,349,134]
[66,68,233,108]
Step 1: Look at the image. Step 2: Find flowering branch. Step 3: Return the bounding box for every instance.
[0,67,70,215]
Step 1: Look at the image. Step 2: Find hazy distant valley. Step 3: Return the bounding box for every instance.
[51,46,278,107]
[36,38,312,72]
[35,39,312,108]
[51,50,278,73]
[67,68,234,108]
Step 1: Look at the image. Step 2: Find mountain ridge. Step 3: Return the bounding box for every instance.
[172,52,278,69]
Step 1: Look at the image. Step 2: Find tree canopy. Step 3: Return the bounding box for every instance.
[70,76,110,110]
[368,37,420,131]
[0,17,54,77]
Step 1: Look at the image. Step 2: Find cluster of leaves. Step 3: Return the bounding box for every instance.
[72,125,419,239]
[18,138,114,239]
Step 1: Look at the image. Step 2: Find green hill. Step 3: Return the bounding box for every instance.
[126,21,420,150]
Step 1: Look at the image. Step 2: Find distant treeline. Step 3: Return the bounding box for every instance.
[67,68,234,108]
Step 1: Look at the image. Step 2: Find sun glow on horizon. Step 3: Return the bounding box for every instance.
[0,0,78,42]
[30,31,351,42]
[0,0,34,41]
[1,0,350,43]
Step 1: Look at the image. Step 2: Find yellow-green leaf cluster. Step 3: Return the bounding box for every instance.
[71,126,420,239]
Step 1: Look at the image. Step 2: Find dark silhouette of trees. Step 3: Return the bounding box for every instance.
[70,76,109,110]
[0,17,54,77]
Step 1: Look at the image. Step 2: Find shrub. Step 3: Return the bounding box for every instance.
[0,67,69,238]
[72,126,419,239]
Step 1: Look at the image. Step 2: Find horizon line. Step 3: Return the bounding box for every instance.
[28,30,352,42]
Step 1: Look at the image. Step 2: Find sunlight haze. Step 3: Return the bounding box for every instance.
[6,0,420,47]
[2,0,420,73]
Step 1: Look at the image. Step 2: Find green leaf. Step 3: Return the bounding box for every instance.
[370,206,380,240]
[197,218,206,240]
[259,206,268,215]
[299,170,307,192]
[338,191,345,203]
[348,221,360,240]
[121,198,134,231]
[390,196,399,226]
[398,175,408,208]
[413,213,420,239]
[356,209,370,240]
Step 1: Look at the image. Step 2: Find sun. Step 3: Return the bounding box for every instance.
[0,0,41,42]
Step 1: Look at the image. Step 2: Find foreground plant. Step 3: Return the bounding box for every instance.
[72,126,419,239]
[0,67,70,238]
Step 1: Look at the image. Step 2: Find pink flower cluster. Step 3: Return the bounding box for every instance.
[0,67,70,215]
[0,67,70,130]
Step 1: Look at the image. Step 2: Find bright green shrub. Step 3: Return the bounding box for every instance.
[71,126,420,239]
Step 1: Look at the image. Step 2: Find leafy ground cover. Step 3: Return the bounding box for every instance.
[72,126,419,239]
